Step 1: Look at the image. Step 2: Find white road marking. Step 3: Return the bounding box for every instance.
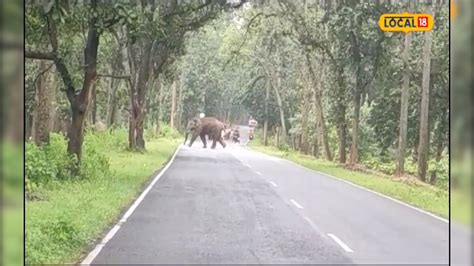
[269,181,278,187]
[249,149,448,223]
[303,216,317,228]
[302,216,325,235]
[255,171,263,176]
[81,146,182,265]
[290,199,304,209]
[328,233,354,253]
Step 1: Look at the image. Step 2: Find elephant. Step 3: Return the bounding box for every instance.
[184,117,227,149]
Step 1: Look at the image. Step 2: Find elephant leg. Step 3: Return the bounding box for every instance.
[211,140,217,149]
[189,133,199,147]
[211,134,220,149]
[200,134,207,148]
[218,137,226,148]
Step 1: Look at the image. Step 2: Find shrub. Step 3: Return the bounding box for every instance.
[83,128,127,151]
[145,124,181,140]
[428,156,449,189]
[145,126,158,140]
[26,132,111,191]
[81,138,110,180]
[278,142,291,152]
[158,123,182,139]
[25,133,76,186]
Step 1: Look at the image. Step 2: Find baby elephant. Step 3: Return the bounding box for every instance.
[184,117,227,149]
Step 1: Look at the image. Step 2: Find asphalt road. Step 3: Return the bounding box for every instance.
[90,137,453,264]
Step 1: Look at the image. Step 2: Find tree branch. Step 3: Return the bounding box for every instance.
[245,75,265,90]
[163,1,212,19]
[224,12,277,69]
[361,33,384,89]
[33,63,54,87]
[97,74,131,79]
[43,12,77,106]
[25,50,55,60]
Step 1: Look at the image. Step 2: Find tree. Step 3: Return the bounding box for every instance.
[170,80,177,128]
[25,1,129,160]
[32,62,55,144]
[396,32,411,176]
[417,8,434,181]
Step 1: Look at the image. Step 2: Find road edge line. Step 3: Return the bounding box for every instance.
[80,145,182,265]
[249,149,449,224]
[290,199,304,209]
[327,233,354,253]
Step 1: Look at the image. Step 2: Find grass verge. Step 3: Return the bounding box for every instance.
[248,141,448,219]
[26,137,181,264]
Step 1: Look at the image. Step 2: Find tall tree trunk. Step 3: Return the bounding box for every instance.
[417,17,434,182]
[33,61,55,144]
[275,48,287,142]
[177,80,183,130]
[129,38,153,150]
[273,83,287,143]
[91,81,98,125]
[276,126,280,148]
[305,54,332,160]
[106,68,120,127]
[67,13,100,160]
[349,31,362,166]
[263,78,270,146]
[170,79,177,128]
[156,81,164,135]
[300,88,309,154]
[336,72,347,164]
[349,90,360,165]
[396,32,411,176]
[106,78,119,127]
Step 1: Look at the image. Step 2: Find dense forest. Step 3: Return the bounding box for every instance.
[26,0,448,185]
[24,0,453,264]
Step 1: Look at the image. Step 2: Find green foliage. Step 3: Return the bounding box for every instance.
[159,124,182,139]
[84,128,128,151]
[26,138,180,264]
[145,123,182,140]
[26,134,77,186]
[25,132,116,193]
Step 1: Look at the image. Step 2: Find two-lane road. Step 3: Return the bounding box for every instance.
[88,143,451,264]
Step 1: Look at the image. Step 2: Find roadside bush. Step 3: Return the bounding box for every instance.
[81,138,110,180]
[365,157,396,175]
[365,155,448,188]
[145,126,158,140]
[26,132,111,191]
[146,124,181,140]
[429,156,449,189]
[26,133,76,186]
[83,128,128,151]
[158,123,181,139]
[278,142,291,152]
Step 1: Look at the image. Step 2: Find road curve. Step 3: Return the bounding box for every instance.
[89,143,449,265]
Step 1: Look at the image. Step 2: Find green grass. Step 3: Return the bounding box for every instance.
[26,137,181,264]
[451,190,472,226]
[2,141,24,266]
[249,141,449,219]
[3,206,24,266]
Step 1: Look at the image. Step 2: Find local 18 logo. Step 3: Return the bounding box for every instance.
[379,13,434,32]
